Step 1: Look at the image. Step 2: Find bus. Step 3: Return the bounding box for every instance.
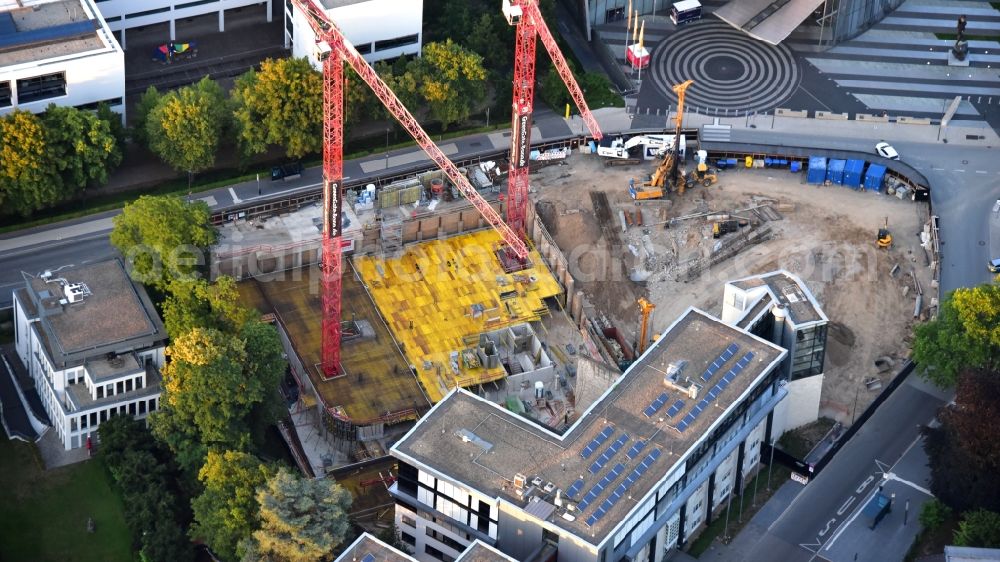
[671,0,702,25]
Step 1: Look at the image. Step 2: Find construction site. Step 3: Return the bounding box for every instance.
[207,0,938,536]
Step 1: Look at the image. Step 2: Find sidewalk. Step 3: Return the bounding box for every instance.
[685,481,805,562]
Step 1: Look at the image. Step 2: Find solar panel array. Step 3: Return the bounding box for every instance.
[360,554,375,562]
[580,426,615,459]
[585,448,663,526]
[589,434,630,474]
[577,463,625,511]
[566,478,585,498]
[643,392,671,418]
[666,399,686,418]
[678,351,756,432]
[701,343,740,381]
[626,440,647,459]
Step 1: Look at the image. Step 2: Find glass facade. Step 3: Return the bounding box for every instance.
[790,324,826,380]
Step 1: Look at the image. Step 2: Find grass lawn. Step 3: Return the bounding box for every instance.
[0,436,133,562]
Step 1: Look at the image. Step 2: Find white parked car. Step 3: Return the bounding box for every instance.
[875,141,900,160]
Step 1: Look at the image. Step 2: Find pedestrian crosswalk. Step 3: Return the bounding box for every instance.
[788,0,1000,123]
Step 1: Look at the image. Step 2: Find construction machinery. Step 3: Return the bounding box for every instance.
[690,149,718,187]
[291,0,528,377]
[598,133,685,163]
[645,80,695,194]
[637,297,656,355]
[877,217,892,248]
[503,0,603,234]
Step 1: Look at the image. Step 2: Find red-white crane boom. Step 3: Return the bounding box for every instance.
[504,0,604,234]
[291,0,529,378]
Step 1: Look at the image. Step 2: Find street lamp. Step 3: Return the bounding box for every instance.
[385,128,391,170]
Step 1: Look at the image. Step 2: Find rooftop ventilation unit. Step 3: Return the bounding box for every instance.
[63,282,91,303]
[662,360,699,398]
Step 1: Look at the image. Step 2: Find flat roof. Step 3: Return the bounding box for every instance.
[334,533,416,562]
[22,259,163,361]
[393,308,785,542]
[713,0,824,45]
[730,270,826,326]
[456,541,518,562]
[0,0,107,67]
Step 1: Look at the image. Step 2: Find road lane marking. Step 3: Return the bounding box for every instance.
[824,488,880,551]
[953,169,966,173]
[229,187,242,204]
[886,473,934,496]
[932,167,945,171]
[856,475,874,494]
[976,170,988,174]
[818,518,836,537]
[836,496,856,516]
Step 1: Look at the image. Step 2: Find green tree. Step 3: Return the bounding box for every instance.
[913,283,1000,387]
[414,40,487,130]
[954,509,1000,548]
[232,57,323,159]
[110,194,217,291]
[0,110,64,216]
[147,77,228,182]
[191,450,275,561]
[96,102,127,154]
[919,498,953,529]
[925,369,1000,512]
[132,86,162,147]
[162,276,256,337]
[244,469,352,562]
[152,321,285,474]
[99,416,193,562]
[41,104,122,191]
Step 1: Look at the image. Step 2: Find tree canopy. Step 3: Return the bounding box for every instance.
[146,77,228,176]
[232,57,323,159]
[954,509,1000,548]
[0,110,64,216]
[152,320,285,474]
[913,283,1000,387]
[162,276,256,337]
[925,369,1000,512]
[191,450,275,562]
[41,104,122,191]
[415,40,487,131]
[243,469,352,562]
[110,194,218,291]
[99,416,192,562]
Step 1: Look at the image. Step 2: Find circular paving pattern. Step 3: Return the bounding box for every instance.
[649,20,800,112]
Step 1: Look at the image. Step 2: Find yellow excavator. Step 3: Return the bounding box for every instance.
[644,80,695,196]
[637,297,656,355]
[877,217,892,248]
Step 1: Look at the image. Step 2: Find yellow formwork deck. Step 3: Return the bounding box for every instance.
[237,268,428,424]
[353,230,563,403]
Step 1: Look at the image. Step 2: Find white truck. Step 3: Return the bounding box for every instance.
[597,134,686,163]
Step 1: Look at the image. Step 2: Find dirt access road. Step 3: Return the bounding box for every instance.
[531,154,932,423]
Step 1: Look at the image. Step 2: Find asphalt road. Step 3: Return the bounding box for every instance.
[740,376,947,561]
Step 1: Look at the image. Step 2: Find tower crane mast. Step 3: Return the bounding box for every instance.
[503,0,604,234]
[290,0,529,378]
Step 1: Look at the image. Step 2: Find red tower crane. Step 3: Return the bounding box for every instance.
[503,0,604,234]
[291,0,529,378]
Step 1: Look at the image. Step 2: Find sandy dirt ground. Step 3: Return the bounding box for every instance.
[531,154,932,423]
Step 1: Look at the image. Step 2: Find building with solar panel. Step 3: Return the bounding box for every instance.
[389,305,795,562]
[0,0,124,116]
